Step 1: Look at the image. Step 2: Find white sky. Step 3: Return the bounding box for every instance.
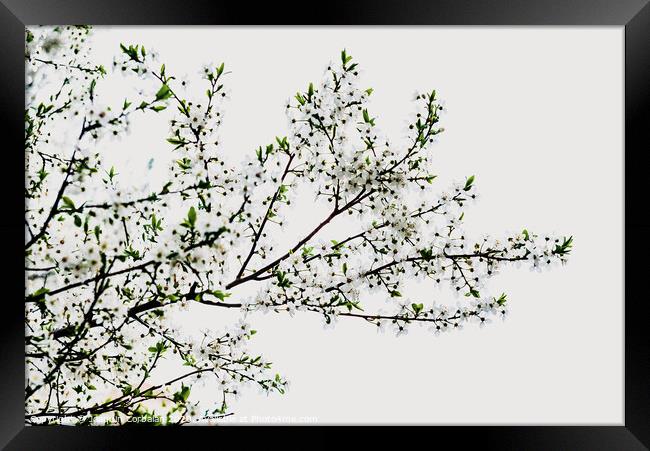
[78,27,623,424]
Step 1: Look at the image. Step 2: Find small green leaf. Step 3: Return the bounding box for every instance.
[419,248,434,261]
[29,287,49,303]
[295,92,305,106]
[187,206,197,227]
[211,290,231,301]
[155,84,172,101]
[176,157,192,171]
[362,109,371,123]
[341,49,352,66]
[167,137,185,145]
[61,196,75,210]
[173,384,191,404]
[464,175,475,191]
[553,236,573,256]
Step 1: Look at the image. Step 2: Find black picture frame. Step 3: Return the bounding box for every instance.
[2,1,648,448]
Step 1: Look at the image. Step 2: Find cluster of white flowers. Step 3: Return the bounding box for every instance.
[25,30,571,424]
[283,52,442,216]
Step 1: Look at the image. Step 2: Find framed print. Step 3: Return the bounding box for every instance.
[2,0,648,448]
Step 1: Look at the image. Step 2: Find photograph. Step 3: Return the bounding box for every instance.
[24,26,620,425]
[0,0,647,448]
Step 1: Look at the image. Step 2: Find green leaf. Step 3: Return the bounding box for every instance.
[167,137,185,146]
[149,341,167,354]
[176,157,192,171]
[29,287,49,303]
[173,384,191,404]
[419,248,434,261]
[295,92,305,106]
[211,290,231,301]
[361,109,375,126]
[390,290,402,298]
[61,196,75,210]
[119,43,141,62]
[463,175,475,191]
[553,236,573,256]
[411,303,424,314]
[187,206,197,227]
[275,270,291,288]
[73,215,82,227]
[155,84,172,101]
[274,136,289,151]
[341,49,353,66]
